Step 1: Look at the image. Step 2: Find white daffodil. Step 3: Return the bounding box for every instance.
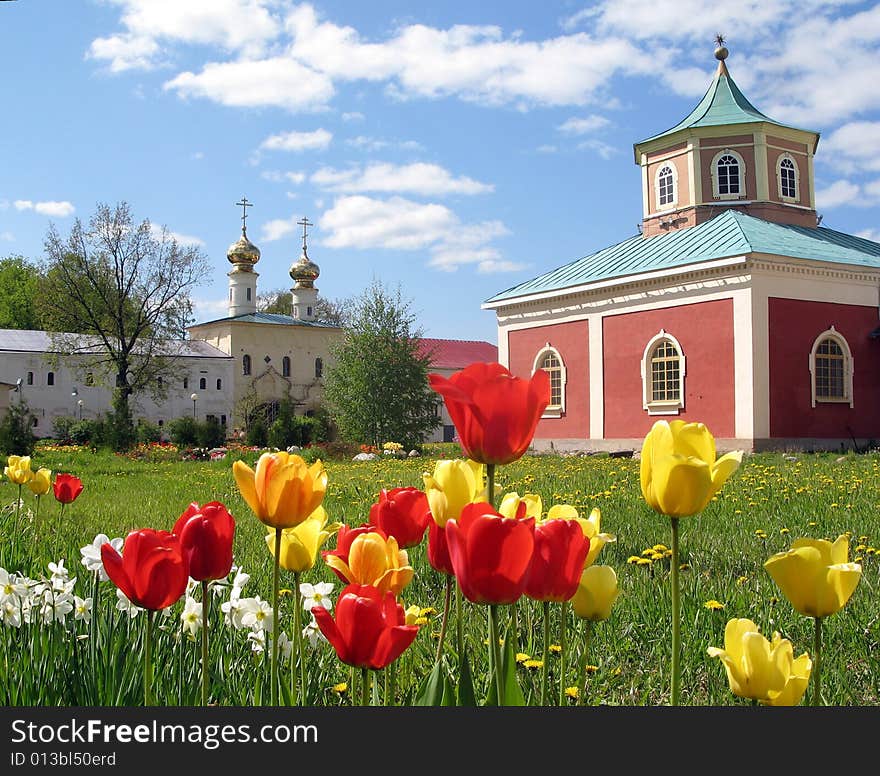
[299,581,335,613]
[40,591,73,624]
[80,535,123,582]
[180,597,203,638]
[1,599,22,628]
[48,559,69,582]
[302,615,326,649]
[73,596,92,624]
[247,629,265,654]
[240,596,274,633]
[0,568,29,604]
[116,588,142,618]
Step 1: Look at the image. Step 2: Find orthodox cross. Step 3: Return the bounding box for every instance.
[297,216,313,253]
[236,196,253,233]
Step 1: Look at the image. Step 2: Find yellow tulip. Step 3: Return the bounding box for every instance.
[640,420,743,518]
[265,506,341,573]
[547,505,616,567]
[422,458,485,527]
[324,531,414,597]
[4,455,34,485]
[764,535,862,618]
[707,618,811,705]
[498,491,542,520]
[27,467,52,496]
[233,451,327,529]
[570,565,619,621]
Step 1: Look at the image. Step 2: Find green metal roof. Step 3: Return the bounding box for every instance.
[484,211,880,305]
[191,311,340,328]
[635,63,817,149]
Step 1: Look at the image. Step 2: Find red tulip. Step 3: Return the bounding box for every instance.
[428,362,550,466]
[53,473,83,504]
[525,518,591,602]
[311,583,419,670]
[172,501,236,582]
[101,529,189,611]
[369,487,430,549]
[427,519,455,576]
[445,502,535,605]
[322,523,382,584]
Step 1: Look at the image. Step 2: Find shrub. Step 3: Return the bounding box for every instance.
[136,419,163,444]
[168,416,199,447]
[196,417,225,448]
[0,401,37,456]
[246,416,268,448]
[52,415,77,444]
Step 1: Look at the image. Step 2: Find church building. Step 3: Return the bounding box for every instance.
[484,41,880,452]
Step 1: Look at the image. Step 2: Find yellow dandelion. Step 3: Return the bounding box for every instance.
[565,686,580,701]
[736,575,748,585]
[636,557,653,566]
[278,588,294,597]
[641,548,656,557]
[420,607,437,617]
[652,544,669,553]
[549,644,562,654]
[679,563,690,571]
[780,527,790,535]
[626,556,642,565]
[584,665,599,675]
[754,529,767,539]
[704,600,725,611]
[515,652,531,665]
[524,659,544,670]
[332,682,348,695]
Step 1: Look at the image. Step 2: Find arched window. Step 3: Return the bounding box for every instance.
[711,149,745,199]
[656,163,676,209]
[315,357,323,379]
[199,377,207,390]
[216,378,222,390]
[532,346,566,415]
[282,356,291,377]
[47,372,54,386]
[246,287,252,301]
[26,372,33,386]
[183,377,189,390]
[777,154,799,201]
[242,354,251,376]
[810,327,853,408]
[641,330,686,414]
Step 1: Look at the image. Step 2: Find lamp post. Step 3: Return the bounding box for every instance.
[191,393,198,419]
[15,378,22,404]
[77,399,83,421]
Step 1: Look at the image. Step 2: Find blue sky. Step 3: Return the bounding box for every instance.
[2,1,879,345]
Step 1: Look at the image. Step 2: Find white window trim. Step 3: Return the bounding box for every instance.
[641,329,686,415]
[710,149,747,201]
[654,162,678,211]
[809,326,854,408]
[776,152,800,204]
[531,344,566,418]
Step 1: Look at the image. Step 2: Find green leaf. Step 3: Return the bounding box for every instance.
[413,658,453,706]
[483,626,526,707]
[456,648,477,707]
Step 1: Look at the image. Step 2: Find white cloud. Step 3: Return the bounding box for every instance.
[261,215,300,242]
[150,224,205,246]
[477,259,529,273]
[537,145,558,154]
[856,228,880,242]
[165,59,334,111]
[821,121,880,173]
[0,232,13,242]
[88,0,281,71]
[577,139,618,159]
[346,135,390,151]
[14,200,75,217]
[310,162,493,196]
[558,115,610,134]
[191,151,205,160]
[192,297,231,322]
[319,195,515,272]
[816,179,861,209]
[341,111,364,121]
[261,170,306,184]
[259,128,332,152]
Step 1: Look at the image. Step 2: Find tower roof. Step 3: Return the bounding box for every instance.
[634,43,819,157]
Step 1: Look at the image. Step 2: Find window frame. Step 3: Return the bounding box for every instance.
[809,326,854,408]
[655,162,678,211]
[710,149,746,200]
[282,356,291,378]
[641,330,686,415]
[242,354,251,376]
[531,345,566,418]
[777,153,799,203]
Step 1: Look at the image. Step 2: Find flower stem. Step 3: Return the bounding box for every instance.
[488,604,504,706]
[361,667,369,706]
[812,616,823,707]
[541,600,551,705]
[271,527,281,706]
[559,601,568,707]
[144,609,154,707]
[579,619,592,706]
[670,516,681,707]
[486,463,496,510]
[89,571,99,675]
[293,571,305,705]
[436,574,453,663]
[201,580,209,706]
[455,584,463,658]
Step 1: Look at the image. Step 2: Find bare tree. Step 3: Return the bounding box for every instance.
[38,202,211,447]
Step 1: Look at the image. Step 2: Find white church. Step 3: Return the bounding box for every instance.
[0,208,496,442]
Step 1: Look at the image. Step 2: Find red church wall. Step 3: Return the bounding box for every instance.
[768,298,880,438]
[507,320,589,439]
[603,299,735,438]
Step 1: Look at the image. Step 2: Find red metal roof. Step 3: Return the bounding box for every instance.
[417,338,498,370]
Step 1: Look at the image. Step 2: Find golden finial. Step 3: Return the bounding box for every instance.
[714,34,729,74]
[227,196,260,268]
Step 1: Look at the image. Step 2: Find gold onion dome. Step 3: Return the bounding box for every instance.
[227,228,261,268]
[290,250,320,288]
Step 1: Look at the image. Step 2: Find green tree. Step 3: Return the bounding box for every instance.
[322,278,440,449]
[258,287,347,326]
[37,202,211,451]
[0,398,37,456]
[0,255,43,330]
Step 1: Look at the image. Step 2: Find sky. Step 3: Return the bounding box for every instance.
[2,0,879,346]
